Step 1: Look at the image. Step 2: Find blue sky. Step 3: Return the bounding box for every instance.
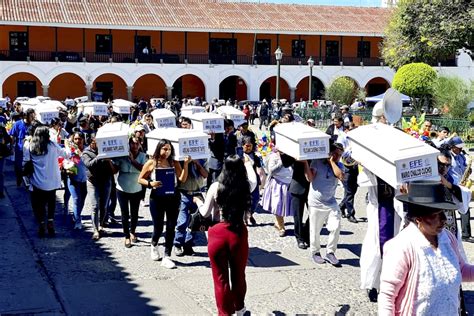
[238,0,381,7]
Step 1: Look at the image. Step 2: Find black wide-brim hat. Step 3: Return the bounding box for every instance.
[396,180,457,210]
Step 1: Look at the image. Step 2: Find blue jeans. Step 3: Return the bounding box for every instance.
[0,157,5,195]
[67,178,87,222]
[87,180,111,231]
[174,192,197,247]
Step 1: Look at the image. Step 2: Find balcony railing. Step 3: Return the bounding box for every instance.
[0,50,458,67]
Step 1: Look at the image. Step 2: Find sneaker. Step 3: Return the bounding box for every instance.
[311,252,325,264]
[92,231,100,240]
[278,229,286,237]
[150,244,161,261]
[74,221,83,230]
[161,256,176,269]
[325,252,340,266]
[235,306,247,316]
[297,241,308,249]
[174,245,185,257]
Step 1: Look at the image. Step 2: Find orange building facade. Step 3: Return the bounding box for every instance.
[0,0,401,102]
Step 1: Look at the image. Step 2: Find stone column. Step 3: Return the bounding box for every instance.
[290,87,297,104]
[41,85,50,97]
[166,86,173,101]
[85,84,93,101]
[126,86,134,101]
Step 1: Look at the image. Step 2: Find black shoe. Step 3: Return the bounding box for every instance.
[297,241,308,249]
[462,236,474,243]
[367,288,378,302]
[347,216,358,223]
[109,217,120,225]
[183,245,195,256]
[38,224,46,238]
[340,209,346,218]
[249,215,257,226]
[47,222,55,237]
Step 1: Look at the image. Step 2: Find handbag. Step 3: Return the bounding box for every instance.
[22,160,34,177]
[188,210,214,232]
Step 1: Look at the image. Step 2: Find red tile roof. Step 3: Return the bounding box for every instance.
[0,0,392,36]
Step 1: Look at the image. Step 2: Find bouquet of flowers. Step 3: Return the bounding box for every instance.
[58,142,81,175]
[401,113,430,141]
[256,133,275,158]
[5,120,13,133]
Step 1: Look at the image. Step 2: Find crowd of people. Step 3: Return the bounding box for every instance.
[0,94,474,315]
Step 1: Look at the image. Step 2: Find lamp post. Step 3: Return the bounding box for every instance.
[307,56,314,102]
[275,47,283,103]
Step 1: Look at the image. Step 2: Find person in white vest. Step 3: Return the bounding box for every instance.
[359,102,405,302]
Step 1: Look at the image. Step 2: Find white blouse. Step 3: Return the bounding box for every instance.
[198,160,257,222]
[414,228,462,315]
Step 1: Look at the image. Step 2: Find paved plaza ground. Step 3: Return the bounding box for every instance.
[1,124,474,315]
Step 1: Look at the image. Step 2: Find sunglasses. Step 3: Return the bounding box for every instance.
[438,161,452,169]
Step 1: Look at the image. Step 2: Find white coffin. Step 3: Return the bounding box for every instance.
[151,109,176,128]
[96,122,130,159]
[274,122,330,160]
[35,106,59,124]
[112,99,134,115]
[217,106,245,127]
[74,96,88,104]
[189,112,224,133]
[39,100,67,110]
[147,127,210,160]
[347,123,440,188]
[79,102,109,116]
[181,106,205,117]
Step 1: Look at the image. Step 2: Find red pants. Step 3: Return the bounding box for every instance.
[208,222,249,316]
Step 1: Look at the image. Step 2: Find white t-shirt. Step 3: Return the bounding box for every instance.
[24,141,65,191]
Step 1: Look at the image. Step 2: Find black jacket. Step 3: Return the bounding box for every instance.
[82,146,114,185]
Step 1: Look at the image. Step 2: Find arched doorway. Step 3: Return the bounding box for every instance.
[133,74,167,100]
[93,73,127,102]
[2,72,42,98]
[295,76,325,101]
[172,74,205,100]
[365,77,390,96]
[219,76,247,101]
[49,73,86,100]
[259,77,290,102]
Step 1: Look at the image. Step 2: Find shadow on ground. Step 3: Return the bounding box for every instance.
[2,161,159,315]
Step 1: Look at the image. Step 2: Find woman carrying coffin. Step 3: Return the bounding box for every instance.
[137,139,191,269]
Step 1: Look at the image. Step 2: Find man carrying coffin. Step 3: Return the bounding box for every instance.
[174,118,208,256]
[359,104,405,302]
[307,142,344,266]
[207,119,237,188]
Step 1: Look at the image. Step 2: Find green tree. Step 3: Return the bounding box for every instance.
[392,62,437,113]
[381,0,473,69]
[434,76,474,119]
[324,77,357,106]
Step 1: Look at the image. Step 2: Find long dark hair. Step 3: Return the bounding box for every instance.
[152,139,174,166]
[30,125,51,156]
[216,155,251,232]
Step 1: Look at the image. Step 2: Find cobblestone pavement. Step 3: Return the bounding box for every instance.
[1,123,474,314]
